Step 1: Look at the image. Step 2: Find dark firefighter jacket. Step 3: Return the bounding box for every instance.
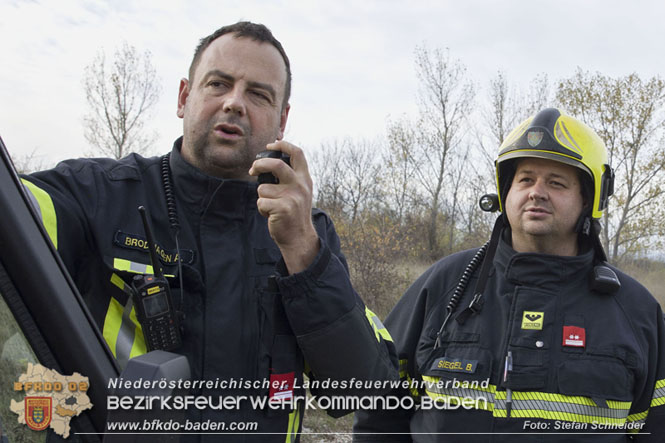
[23,138,398,442]
[354,233,665,442]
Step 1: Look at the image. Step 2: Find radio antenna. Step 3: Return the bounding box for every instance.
[138,206,163,278]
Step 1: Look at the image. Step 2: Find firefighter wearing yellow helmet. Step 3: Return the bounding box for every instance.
[354,108,665,440]
[496,107,614,221]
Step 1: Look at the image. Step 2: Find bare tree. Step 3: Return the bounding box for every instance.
[480,71,551,156]
[485,71,516,147]
[557,70,665,264]
[11,148,49,174]
[411,46,475,258]
[310,139,348,216]
[83,42,161,159]
[524,73,550,116]
[310,138,381,222]
[340,138,381,223]
[384,117,419,224]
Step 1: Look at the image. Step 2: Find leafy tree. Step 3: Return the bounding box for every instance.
[557,70,665,264]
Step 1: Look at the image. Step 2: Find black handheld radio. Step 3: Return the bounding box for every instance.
[130,206,182,351]
[256,150,291,184]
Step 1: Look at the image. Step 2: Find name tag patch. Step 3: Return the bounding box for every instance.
[114,231,195,265]
[431,357,478,374]
[521,311,544,330]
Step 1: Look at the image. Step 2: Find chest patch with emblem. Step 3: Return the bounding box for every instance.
[521,311,544,330]
[562,325,586,348]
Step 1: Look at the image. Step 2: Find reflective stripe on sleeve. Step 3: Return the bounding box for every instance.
[21,179,58,248]
[399,359,408,378]
[364,307,393,342]
[626,410,648,433]
[399,359,420,397]
[625,379,665,435]
[284,406,301,443]
[651,379,665,407]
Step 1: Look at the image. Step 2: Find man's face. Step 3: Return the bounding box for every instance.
[505,157,586,255]
[177,33,289,179]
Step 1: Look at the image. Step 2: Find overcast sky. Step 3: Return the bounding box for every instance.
[1,0,664,168]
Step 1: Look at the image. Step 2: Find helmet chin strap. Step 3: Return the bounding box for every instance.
[590,221,608,263]
[575,209,610,264]
[575,212,592,236]
[573,211,621,294]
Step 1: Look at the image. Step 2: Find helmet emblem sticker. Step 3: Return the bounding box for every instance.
[527,130,544,147]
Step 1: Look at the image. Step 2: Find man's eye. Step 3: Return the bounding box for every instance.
[251,91,270,102]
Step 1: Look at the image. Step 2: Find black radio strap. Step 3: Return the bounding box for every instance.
[455,216,504,325]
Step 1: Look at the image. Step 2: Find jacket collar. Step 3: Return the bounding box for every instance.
[169,137,258,217]
[493,230,595,290]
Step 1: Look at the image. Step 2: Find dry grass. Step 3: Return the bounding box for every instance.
[620,260,665,309]
[300,408,353,443]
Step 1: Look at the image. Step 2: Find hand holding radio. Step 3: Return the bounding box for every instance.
[255,150,291,184]
[250,141,319,274]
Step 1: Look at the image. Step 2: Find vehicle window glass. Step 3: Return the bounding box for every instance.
[0,294,46,443]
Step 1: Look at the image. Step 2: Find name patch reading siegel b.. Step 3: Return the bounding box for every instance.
[431,357,478,374]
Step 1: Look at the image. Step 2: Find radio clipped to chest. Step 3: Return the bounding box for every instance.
[130,206,182,351]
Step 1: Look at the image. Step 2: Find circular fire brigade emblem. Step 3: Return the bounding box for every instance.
[25,397,52,431]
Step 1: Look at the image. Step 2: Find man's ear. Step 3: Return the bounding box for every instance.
[177,78,190,119]
[276,104,290,140]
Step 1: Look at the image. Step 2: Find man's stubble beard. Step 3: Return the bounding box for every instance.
[188,121,256,179]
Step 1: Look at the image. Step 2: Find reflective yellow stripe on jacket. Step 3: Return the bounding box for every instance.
[21,179,58,248]
[400,359,420,397]
[651,378,665,407]
[284,406,301,443]
[365,307,393,343]
[422,375,633,425]
[493,391,631,425]
[422,375,495,411]
[103,271,147,367]
[104,260,175,366]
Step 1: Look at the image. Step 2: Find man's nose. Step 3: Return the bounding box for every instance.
[528,179,548,200]
[222,87,246,116]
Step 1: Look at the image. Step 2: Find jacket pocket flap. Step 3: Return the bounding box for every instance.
[558,358,633,401]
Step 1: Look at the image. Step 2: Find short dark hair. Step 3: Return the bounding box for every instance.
[188,21,292,108]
